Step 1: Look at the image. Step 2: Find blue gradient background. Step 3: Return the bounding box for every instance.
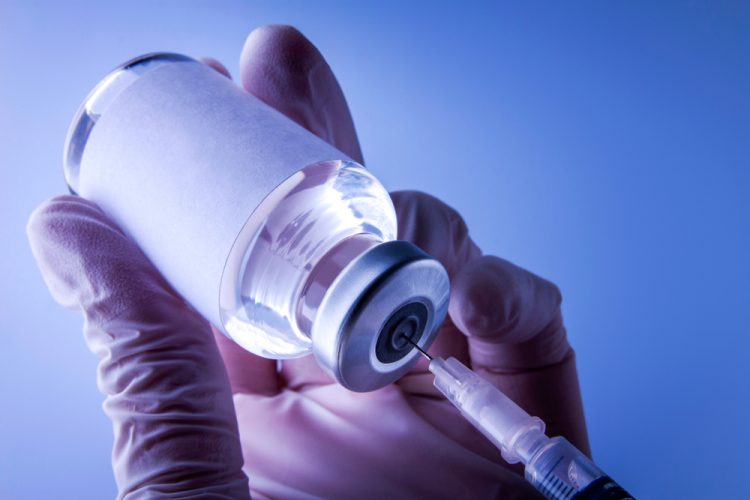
[1,1,748,498]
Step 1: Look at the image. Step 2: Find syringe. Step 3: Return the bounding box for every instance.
[407,340,634,499]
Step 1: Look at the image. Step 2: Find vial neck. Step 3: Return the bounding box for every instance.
[296,234,382,337]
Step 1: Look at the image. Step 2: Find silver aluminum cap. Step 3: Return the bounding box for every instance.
[312,240,450,392]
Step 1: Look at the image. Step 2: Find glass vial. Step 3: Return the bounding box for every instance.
[64,53,450,391]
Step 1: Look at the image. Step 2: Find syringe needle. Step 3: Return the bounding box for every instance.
[403,335,432,361]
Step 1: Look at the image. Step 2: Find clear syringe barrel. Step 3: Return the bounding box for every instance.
[430,356,546,464]
[429,357,634,500]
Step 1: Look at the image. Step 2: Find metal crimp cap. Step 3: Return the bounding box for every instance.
[312,240,450,392]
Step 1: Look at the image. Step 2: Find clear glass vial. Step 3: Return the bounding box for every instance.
[64,53,450,391]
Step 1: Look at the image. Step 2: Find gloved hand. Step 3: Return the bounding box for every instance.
[28,25,589,499]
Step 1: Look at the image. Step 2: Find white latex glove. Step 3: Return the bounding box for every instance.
[28,25,589,499]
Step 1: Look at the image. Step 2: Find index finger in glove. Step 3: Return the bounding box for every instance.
[450,255,571,372]
[449,255,590,455]
[27,195,250,499]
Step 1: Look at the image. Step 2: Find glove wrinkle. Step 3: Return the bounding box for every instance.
[27,195,251,499]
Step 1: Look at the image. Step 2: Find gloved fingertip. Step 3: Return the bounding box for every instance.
[28,195,103,237]
[27,195,129,251]
[449,256,517,339]
[27,195,120,308]
[239,24,319,124]
[240,25,317,93]
[27,194,176,322]
[239,24,364,163]
[448,255,561,343]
